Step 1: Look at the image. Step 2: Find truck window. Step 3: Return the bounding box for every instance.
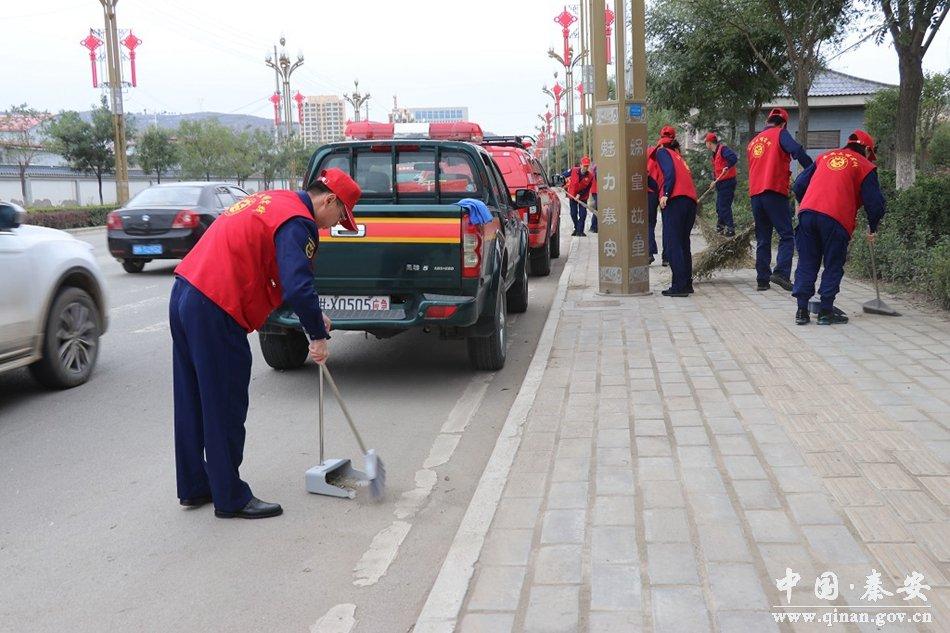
[482,155,512,208]
[355,152,393,195]
[396,149,436,196]
[322,152,351,174]
[438,150,478,201]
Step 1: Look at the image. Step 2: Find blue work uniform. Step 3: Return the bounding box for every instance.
[170,191,328,512]
[751,128,812,284]
[656,147,697,292]
[714,144,739,230]
[648,175,660,257]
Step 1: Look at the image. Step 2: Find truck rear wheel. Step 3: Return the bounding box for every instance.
[530,238,551,276]
[467,288,507,371]
[260,328,309,370]
[506,256,529,314]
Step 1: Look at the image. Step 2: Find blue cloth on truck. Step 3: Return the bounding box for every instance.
[458,198,492,225]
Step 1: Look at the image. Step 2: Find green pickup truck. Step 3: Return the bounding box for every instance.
[259,139,533,371]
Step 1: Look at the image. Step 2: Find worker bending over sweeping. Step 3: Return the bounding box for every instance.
[171,168,361,519]
[791,130,886,325]
[704,132,739,237]
[747,107,813,292]
[655,126,699,297]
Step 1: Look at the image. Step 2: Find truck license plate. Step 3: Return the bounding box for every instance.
[132,244,163,255]
[320,295,391,311]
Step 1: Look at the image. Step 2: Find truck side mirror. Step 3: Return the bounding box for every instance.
[0,202,26,231]
[514,188,539,210]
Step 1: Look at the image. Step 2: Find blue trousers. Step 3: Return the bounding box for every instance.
[716,178,736,229]
[590,194,598,231]
[751,191,794,283]
[170,277,253,512]
[648,191,659,256]
[569,197,588,233]
[792,211,850,311]
[663,197,697,292]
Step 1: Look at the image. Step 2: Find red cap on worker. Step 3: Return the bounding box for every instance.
[580,155,591,166]
[848,129,877,162]
[767,107,789,123]
[704,132,718,143]
[316,168,361,231]
[660,125,676,139]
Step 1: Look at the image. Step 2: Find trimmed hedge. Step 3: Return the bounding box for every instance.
[847,172,950,310]
[25,205,116,230]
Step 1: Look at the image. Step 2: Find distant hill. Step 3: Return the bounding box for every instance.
[75,110,274,132]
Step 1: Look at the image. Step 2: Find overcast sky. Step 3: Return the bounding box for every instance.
[4,0,949,134]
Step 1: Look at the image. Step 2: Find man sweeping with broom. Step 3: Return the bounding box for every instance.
[171,168,362,519]
[655,126,699,297]
[790,130,886,325]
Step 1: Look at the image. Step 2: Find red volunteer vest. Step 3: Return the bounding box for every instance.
[712,144,737,181]
[799,149,876,236]
[657,146,698,202]
[647,146,662,194]
[175,190,314,332]
[747,126,791,197]
[568,168,595,201]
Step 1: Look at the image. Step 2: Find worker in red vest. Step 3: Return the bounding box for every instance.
[566,156,596,236]
[655,125,699,297]
[747,107,813,291]
[646,144,662,264]
[704,132,739,236]
[791,130,885,325]
[171,168,361,519]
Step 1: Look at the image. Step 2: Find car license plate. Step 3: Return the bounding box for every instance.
[132,244,163,255]
[320,295,391,311]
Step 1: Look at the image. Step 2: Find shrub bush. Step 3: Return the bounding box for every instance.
[25,205,116,230]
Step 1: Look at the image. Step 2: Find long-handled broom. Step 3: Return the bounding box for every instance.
[862,237,901,317]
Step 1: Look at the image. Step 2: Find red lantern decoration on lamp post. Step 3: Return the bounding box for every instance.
[293,91,305,126]
[605,6,615,65]
[576,82,585,119]
[554,6,577,66]
[270,92,282,127]
[80,31,103,88]
[121,30,142,87]
[551,82,565,119]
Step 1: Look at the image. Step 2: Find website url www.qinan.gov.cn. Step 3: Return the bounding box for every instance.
[771,609,933,627]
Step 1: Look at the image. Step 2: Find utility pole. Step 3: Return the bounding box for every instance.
[344,80,371,123]
[591,0,649,295]
[99,0,129,205]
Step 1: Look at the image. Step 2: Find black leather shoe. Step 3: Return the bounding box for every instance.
[724,227,736,237]
[770,274,793,291]
[180,495,212,507]
[590,227,598,234]
[817,308,849,325]
[661,258,669,267]
[661,288,690,297]
[686,283,695,294]
[795,308,810,325]
[756,282,770,291]
[571,230,579,236]
[579,231,587,237]
[215,497,283,519]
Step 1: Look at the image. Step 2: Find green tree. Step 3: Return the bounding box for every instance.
[929,120,950,168]
[647,0,788,136]
[866,71,949,171]
[0,104,49,203]
[917,70,950,167]
[176,118,233,180]
[45,100,120,204]
[223,129,257,186]
[133,126,177,183]
[865,87,900,169]
[248,129,281,189]
[873,0,948,189]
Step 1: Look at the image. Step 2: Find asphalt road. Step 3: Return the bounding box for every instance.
[0,217,568,633]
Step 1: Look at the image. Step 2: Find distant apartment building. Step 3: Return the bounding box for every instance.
[301,95,345,146]
[408,106,469,123]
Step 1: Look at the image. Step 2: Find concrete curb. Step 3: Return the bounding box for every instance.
[65,225,106,235]
[413,238,577,633]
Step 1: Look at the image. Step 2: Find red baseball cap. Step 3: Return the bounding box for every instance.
[768,107,789,123]
[704,132,718,143]
[580,155,591,166]
[316,168,361,231]
[848,129,877,161]
[660,125,676,139]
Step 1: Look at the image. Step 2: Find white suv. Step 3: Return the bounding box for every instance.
[0,202,109,388]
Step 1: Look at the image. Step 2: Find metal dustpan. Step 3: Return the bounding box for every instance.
[305,364,366,499]
[863,239,900,317]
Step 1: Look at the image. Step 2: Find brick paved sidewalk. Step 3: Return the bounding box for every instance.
[424,230,950,633]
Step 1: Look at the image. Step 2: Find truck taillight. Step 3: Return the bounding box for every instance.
[106,212,123,230]
[461,214,482,278]
[172,210,199,229]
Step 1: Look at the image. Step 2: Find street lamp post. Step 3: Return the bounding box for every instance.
[344,80,371,123]
[265,36,304,187]
[541,82,564,171]
[548,45,588,171]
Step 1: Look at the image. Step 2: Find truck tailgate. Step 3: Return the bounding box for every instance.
[315,204,462,293]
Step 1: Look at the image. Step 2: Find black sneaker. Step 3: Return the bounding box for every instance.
[661,258,669,267]
[686,283,695,294]
[795,308,810,325]
[756,282,770,291]
[661,288,690,297]
[579,232,587,237]
[724,227,736,237]
[817,308,849,325]
[716,224,725,235]
[571,230,579,236]
[650,255,656,264]
[590,227,598,234]
[770,274,793,291]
